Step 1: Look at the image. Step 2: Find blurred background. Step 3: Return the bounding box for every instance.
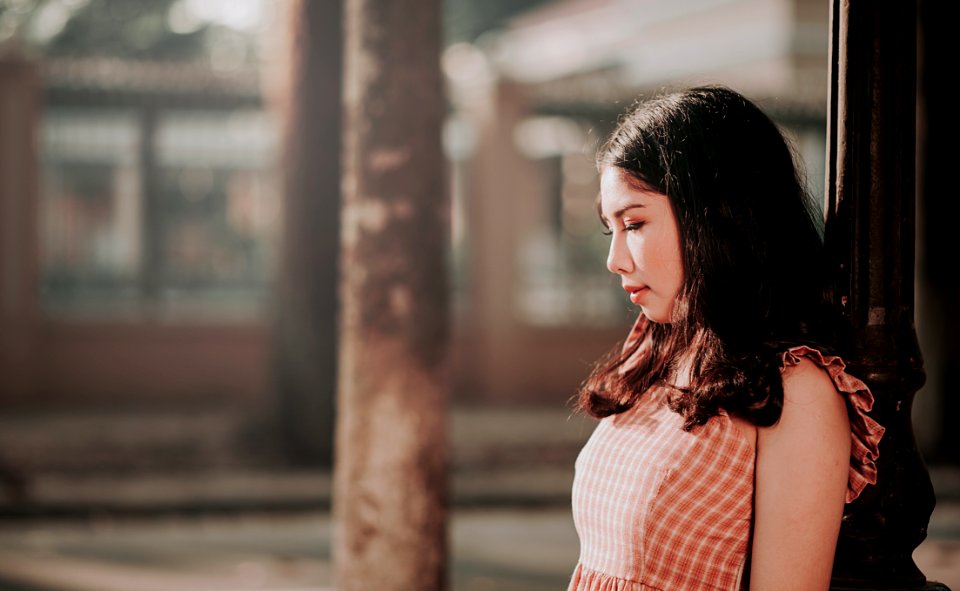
[0,0,956,589]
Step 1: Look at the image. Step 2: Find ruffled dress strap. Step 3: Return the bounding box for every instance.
[781,345,885,503]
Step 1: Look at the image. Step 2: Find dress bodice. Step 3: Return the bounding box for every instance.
[568,346,885,591]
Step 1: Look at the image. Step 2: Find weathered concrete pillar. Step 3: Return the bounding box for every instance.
[825,1,948,589]
[334,0,448,589]
[271,0,342,465]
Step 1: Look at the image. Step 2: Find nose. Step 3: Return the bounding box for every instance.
[606,232,633,275]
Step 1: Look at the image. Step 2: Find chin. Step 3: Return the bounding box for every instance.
[641,307,672,324]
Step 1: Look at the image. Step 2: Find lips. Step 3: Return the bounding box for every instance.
[623,284,649,305]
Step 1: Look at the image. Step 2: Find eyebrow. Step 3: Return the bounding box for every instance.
[598,202,647,226]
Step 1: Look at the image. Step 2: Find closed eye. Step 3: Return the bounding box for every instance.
[601,221,645,236]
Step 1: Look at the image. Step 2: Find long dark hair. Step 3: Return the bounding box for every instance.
[579,86,840,430]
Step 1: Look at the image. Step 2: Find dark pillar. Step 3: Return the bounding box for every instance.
[0,51,40,500]
[272,0,342,465]
[334,0,448,589]
[825,1,948,589]
[0,53,40,402]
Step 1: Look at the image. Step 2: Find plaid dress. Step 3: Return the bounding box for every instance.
[568,346,884,591]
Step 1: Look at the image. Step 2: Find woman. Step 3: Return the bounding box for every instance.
[568,86,884,590]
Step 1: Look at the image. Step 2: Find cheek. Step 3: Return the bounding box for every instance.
[651,231,684,291]
[647,229,682,269]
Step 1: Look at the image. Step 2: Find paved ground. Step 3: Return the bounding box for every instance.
[0,505,956,591]
[0,407,956,590]
[1,509,567,591]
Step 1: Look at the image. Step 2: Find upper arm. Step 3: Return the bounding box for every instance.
[750,358,851,591]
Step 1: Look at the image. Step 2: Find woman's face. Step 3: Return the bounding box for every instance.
[599,167,684,323]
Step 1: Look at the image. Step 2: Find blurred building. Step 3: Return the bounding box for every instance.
[0,0,950,477]
[0,1,286,473]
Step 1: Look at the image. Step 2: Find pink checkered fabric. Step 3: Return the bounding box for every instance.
[567,346,884,591]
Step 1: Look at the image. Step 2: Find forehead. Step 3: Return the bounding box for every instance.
[599,167,668,217]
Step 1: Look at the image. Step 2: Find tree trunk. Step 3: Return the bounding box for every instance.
[335,0,448,589]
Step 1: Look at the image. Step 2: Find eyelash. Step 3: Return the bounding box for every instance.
[601,221,645,236]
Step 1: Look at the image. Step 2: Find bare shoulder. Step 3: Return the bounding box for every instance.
[762,355,849,440]
[780,356,842,406]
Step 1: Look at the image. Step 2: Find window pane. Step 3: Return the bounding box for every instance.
[40,110,143,314]
[154,110,278,318]
[38,107,279,320]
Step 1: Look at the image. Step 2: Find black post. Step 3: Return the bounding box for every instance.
[825,1,948,589]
